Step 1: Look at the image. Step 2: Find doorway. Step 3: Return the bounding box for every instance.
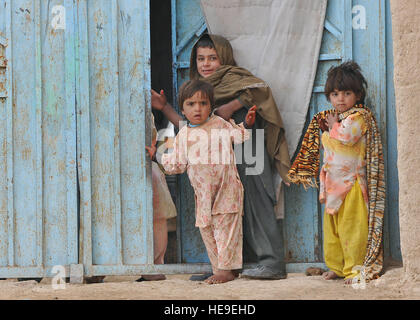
[150,0,178,264]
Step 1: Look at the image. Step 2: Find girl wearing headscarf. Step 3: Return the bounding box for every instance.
[152,34,291,279]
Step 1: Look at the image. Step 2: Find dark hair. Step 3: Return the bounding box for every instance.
[195,34,215,50]
[324,61,368,104]
[177,80,215,111]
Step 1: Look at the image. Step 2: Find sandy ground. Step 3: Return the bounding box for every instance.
[0,267,419,300]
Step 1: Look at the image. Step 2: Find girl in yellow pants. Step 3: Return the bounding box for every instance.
[318,62,372,284]
[323,179,368,282]
[288,61,386,282]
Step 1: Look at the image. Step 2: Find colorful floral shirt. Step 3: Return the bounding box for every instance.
[161,115,249,227]
[320,111,369,215]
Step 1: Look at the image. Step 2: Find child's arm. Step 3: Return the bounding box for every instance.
[327,113,367,146]
[214,99,243,121]
[145,145,157,161]
[227,120,251,145]
[227,105,255,144]
[159,129,188,175]
[151,89,184,129]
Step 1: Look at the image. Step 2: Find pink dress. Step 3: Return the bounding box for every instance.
[161,115,249,271]
[161,115,249,227]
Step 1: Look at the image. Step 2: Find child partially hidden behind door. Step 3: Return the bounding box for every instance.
[288,61,386,283]
[137,113,177,282]
[146,80,257,284]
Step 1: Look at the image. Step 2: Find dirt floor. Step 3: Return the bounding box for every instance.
[0,266,419,300]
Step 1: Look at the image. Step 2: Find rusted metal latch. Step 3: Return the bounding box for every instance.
[0,34,7,99]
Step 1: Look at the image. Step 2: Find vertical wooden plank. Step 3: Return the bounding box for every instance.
[343,0,353,60]
[4,0,14,267]
[0,36,7,266]
[12,0,39,267]
[41,0,69,267]
[110,0,123,266]
[76,0,93,275]
[64,0,78,265]
[118,0,153,266]
[83,0,154,270]
[88,0,120,265]
[34,0,43,267]
[144,0,154,266]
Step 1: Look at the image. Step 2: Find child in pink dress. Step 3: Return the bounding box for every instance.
[146,79,256,284]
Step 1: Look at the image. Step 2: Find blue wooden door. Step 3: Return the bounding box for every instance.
[0,0,78,278]
[0,0,160,279]
[173,0,401,269]
[76,0,154,277]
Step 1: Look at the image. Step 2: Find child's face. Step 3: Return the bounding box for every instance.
[329,89,359,113]
[182,91,212,125]
[196,47,221,78]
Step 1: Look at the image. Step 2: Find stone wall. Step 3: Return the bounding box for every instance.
[390,0,420,281]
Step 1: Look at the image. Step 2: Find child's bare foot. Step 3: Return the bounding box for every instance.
[344,278,354,285]
[205,270,236,284]
[322,271,338,280]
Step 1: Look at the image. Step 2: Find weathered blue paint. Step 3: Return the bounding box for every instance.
[75,0,94,276]
[0,0,78,276]
[77,0,153,276]
[0,0,155,278]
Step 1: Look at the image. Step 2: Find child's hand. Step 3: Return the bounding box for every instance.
[318,117,329,132]
[151,89,167,111]
[245,105,257,128]
[165,137,174,149]
[326,112,339,130]
[145,145,157,160]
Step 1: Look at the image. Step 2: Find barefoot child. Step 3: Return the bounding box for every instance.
[147,80,257,284]
[288,61,386,283]
[151,34,290,281]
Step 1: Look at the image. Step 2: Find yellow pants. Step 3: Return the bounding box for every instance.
[323,179,368,279]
